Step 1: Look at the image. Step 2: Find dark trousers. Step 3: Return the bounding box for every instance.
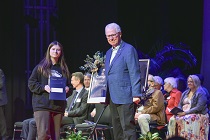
[20,118,37,140]
[34,111,62,140]
[0,106,7,137]
[110,100,136,140]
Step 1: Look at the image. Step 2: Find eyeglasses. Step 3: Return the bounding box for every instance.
[106,33,119,39]
[187,80,193,83]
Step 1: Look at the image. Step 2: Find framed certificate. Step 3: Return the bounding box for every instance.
[49,77,67,100]
[87,71,107,103]
[139,59,150,93]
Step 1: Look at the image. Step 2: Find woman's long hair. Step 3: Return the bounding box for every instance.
[37,41,70,80]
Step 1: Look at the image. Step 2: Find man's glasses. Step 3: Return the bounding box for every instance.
[106,33,119,39]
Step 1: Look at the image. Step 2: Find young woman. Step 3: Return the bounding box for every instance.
[28,41,71,140]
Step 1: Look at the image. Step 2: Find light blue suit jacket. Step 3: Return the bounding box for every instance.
[105,41,142,104]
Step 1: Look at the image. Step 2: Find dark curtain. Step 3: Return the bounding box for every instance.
[0,0,208,137]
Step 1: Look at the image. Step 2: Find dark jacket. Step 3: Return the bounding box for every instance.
[66,88,89,125]
[0,69,7,106]
[28,65,70,113]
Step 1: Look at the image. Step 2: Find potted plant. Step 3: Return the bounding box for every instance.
[138,131,162,140]
[61,130,88,140]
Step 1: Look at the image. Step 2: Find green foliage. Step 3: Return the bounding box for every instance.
[61,130,88,140]
[138,131,163,140]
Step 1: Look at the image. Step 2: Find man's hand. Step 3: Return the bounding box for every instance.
[133,97,140,104]
[64,111,68,117]
[90,108,96,117]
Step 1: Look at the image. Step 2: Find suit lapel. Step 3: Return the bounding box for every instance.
[105,49,112,74]
[67,90,77,110]
[78,88,85,99]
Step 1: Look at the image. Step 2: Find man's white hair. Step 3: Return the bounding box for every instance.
[105,23,121,34]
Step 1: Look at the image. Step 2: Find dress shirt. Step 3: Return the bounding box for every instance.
[110,45,120,64]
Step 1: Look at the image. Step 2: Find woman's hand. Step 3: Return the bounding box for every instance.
[44,85,50,93]
[65,86,69,93]
[177,111,186,117]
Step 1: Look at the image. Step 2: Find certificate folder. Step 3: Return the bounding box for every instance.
[170,107,184,115]
[49,77,67,100]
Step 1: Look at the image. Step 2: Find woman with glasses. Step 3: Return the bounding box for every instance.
[167,75,209,140]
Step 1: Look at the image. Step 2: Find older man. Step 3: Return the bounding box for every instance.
[104,22,141,140]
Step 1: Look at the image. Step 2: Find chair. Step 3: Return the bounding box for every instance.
[135,121,167,139]
[12,121,23,140]
[75,104,113,140]
[149,121,167,139]
[60,104,94,138]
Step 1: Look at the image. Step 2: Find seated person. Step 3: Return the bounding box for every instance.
[83,72,95,122]
[147,74,154,88]
[167,75,209,139]
[163,77,182,122]
[20,118,36,140]
[83,72,91,91]
[63,72,90,125]
[135,75,166,134]
[153,76,163,90]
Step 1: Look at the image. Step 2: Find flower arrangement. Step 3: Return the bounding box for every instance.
[79,51,105,73]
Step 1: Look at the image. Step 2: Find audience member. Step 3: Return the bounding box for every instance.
[167,75,209,139]
[153,76,164,90]
[28,41,71,140]
[83,72,91,91]
[0,69,8,140]
[135,76,166,134]
[164,77,182,122]
[147,74,154,88]
[20,118,37,140]
[104,22,141,140]
[63,72,89,125]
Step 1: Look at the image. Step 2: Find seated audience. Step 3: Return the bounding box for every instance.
[153,76,164,90]
[20,118,36,140]
[83,72,91,91]
[63,72,90,125]
[164,77,182,122]
[147,74,154,88]
[135,75,166,134]
[167,75,209,139]
[83,72,95,121]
